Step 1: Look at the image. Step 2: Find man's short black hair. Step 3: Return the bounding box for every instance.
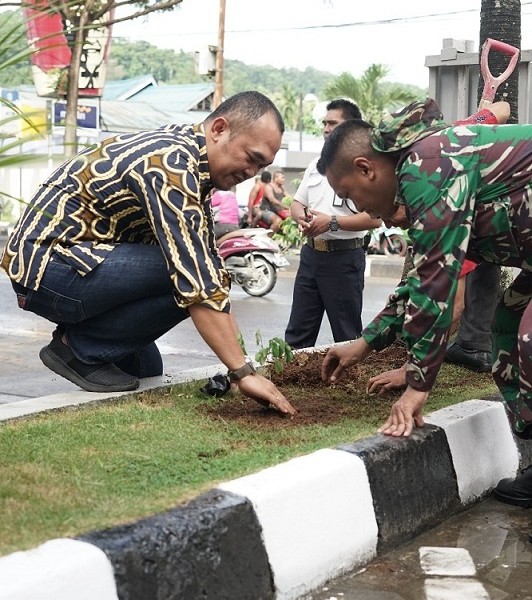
[206,91,285,135]
[260,170,272,183]
[326,98,362,121]
[317,119,373,175]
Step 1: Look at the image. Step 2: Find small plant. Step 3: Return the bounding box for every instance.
[237,332,247,355]
[254,329,294,374]
[273,215,305,251]
[271,194,305,250]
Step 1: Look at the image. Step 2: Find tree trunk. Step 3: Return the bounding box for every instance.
[477,0,521,307]
[477,0,521,123]
[63,17,88,158]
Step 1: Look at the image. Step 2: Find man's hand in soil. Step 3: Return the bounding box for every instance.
[378,387,429,437]
[367,363,408,395]
[237,374,296,416]
[321,338,371,383]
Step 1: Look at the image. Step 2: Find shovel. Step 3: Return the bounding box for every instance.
[478,38,520,108]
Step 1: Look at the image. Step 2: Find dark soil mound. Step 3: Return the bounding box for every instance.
[201,345,408,428]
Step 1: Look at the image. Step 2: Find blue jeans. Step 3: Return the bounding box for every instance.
[13,244,189,370]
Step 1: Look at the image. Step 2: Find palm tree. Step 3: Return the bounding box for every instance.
[0,11,47,164]
[323,64,420,125]
[477,0,521,298]
[276,83,300,130]
[0,11,48,219]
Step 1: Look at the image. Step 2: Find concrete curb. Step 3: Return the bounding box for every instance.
[0,397,526,600]
[0,364,226,422]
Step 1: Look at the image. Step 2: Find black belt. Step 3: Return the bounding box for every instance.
[306,237,364,252]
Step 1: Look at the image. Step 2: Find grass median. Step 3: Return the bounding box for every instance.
[0,358,497,556]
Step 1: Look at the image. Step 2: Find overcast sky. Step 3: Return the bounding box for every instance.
[113,0,532,89]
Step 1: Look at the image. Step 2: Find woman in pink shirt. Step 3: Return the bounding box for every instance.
[211,189,240,238]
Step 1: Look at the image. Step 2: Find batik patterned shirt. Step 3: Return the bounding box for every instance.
[362,123,532,391]
[1,123,232,312]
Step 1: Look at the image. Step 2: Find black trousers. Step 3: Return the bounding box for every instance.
[456,261,501,352]
[285,243,365,349]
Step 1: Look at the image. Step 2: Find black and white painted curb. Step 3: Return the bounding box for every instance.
[0,398,526,600]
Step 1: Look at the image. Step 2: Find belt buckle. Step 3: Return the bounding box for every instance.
[313,238,328,252]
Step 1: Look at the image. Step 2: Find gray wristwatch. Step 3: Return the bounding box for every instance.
[227,358,257,382]
[328,216,340,231]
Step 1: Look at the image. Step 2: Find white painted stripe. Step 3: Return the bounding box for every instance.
[425,400,519,504]
[424,577,490,599]
[419,546,476,576]
[0,538,118,600]
[219,448,378,600]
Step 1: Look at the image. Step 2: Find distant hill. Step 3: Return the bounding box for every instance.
[0,11,426,100]
[107,39,426,99]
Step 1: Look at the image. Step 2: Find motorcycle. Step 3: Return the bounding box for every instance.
[217,228,289,297]
[367,225,408,257]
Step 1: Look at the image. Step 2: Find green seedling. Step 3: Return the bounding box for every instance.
[254,329,294,374]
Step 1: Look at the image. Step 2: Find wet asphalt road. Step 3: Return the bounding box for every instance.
[304,498,531,600]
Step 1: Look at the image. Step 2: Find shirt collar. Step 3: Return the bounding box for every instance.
[194,123,214,201]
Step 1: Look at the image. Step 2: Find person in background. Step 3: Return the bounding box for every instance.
[247,171,271,227]
[212,188,240,239]
[258,169,289,233]
[317,98,531,507]
[444,262,500,372]
[1,91,295,417]
[285,99,382,349]
[269,170,287,209]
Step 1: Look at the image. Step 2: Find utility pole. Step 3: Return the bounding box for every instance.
[213,0,226,109]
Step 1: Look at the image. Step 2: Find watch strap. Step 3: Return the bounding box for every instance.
[227,359,256,382]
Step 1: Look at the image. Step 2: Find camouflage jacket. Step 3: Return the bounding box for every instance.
[363,123,532,391]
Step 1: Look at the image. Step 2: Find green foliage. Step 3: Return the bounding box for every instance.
[276,83,300,130]
[0,22,426,137]
[324,64,425,125]
[107,40,200,83]
[0,10,49,213]
[237,332,247,355]
[271,194,305,250]
[254,330,294,374]
[106,38,335,104]
[273,215,305,250]
[0,11,33,86]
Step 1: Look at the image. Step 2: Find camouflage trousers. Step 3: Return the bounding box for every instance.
[492,270,532,438]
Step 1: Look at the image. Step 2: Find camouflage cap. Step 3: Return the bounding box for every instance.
[371,98,448,153]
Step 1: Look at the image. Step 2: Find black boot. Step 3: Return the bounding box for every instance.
[492,465,532,508]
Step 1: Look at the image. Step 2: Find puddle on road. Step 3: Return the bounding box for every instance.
[303,499,531,600]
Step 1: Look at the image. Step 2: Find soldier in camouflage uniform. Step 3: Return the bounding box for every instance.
[317,98,532,444]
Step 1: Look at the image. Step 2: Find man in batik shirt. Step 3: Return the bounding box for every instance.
[1,91,295,417]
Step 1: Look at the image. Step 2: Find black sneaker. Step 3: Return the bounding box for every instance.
[39,335,140,393]
[445,341,492,373]
[492,466,532,508]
